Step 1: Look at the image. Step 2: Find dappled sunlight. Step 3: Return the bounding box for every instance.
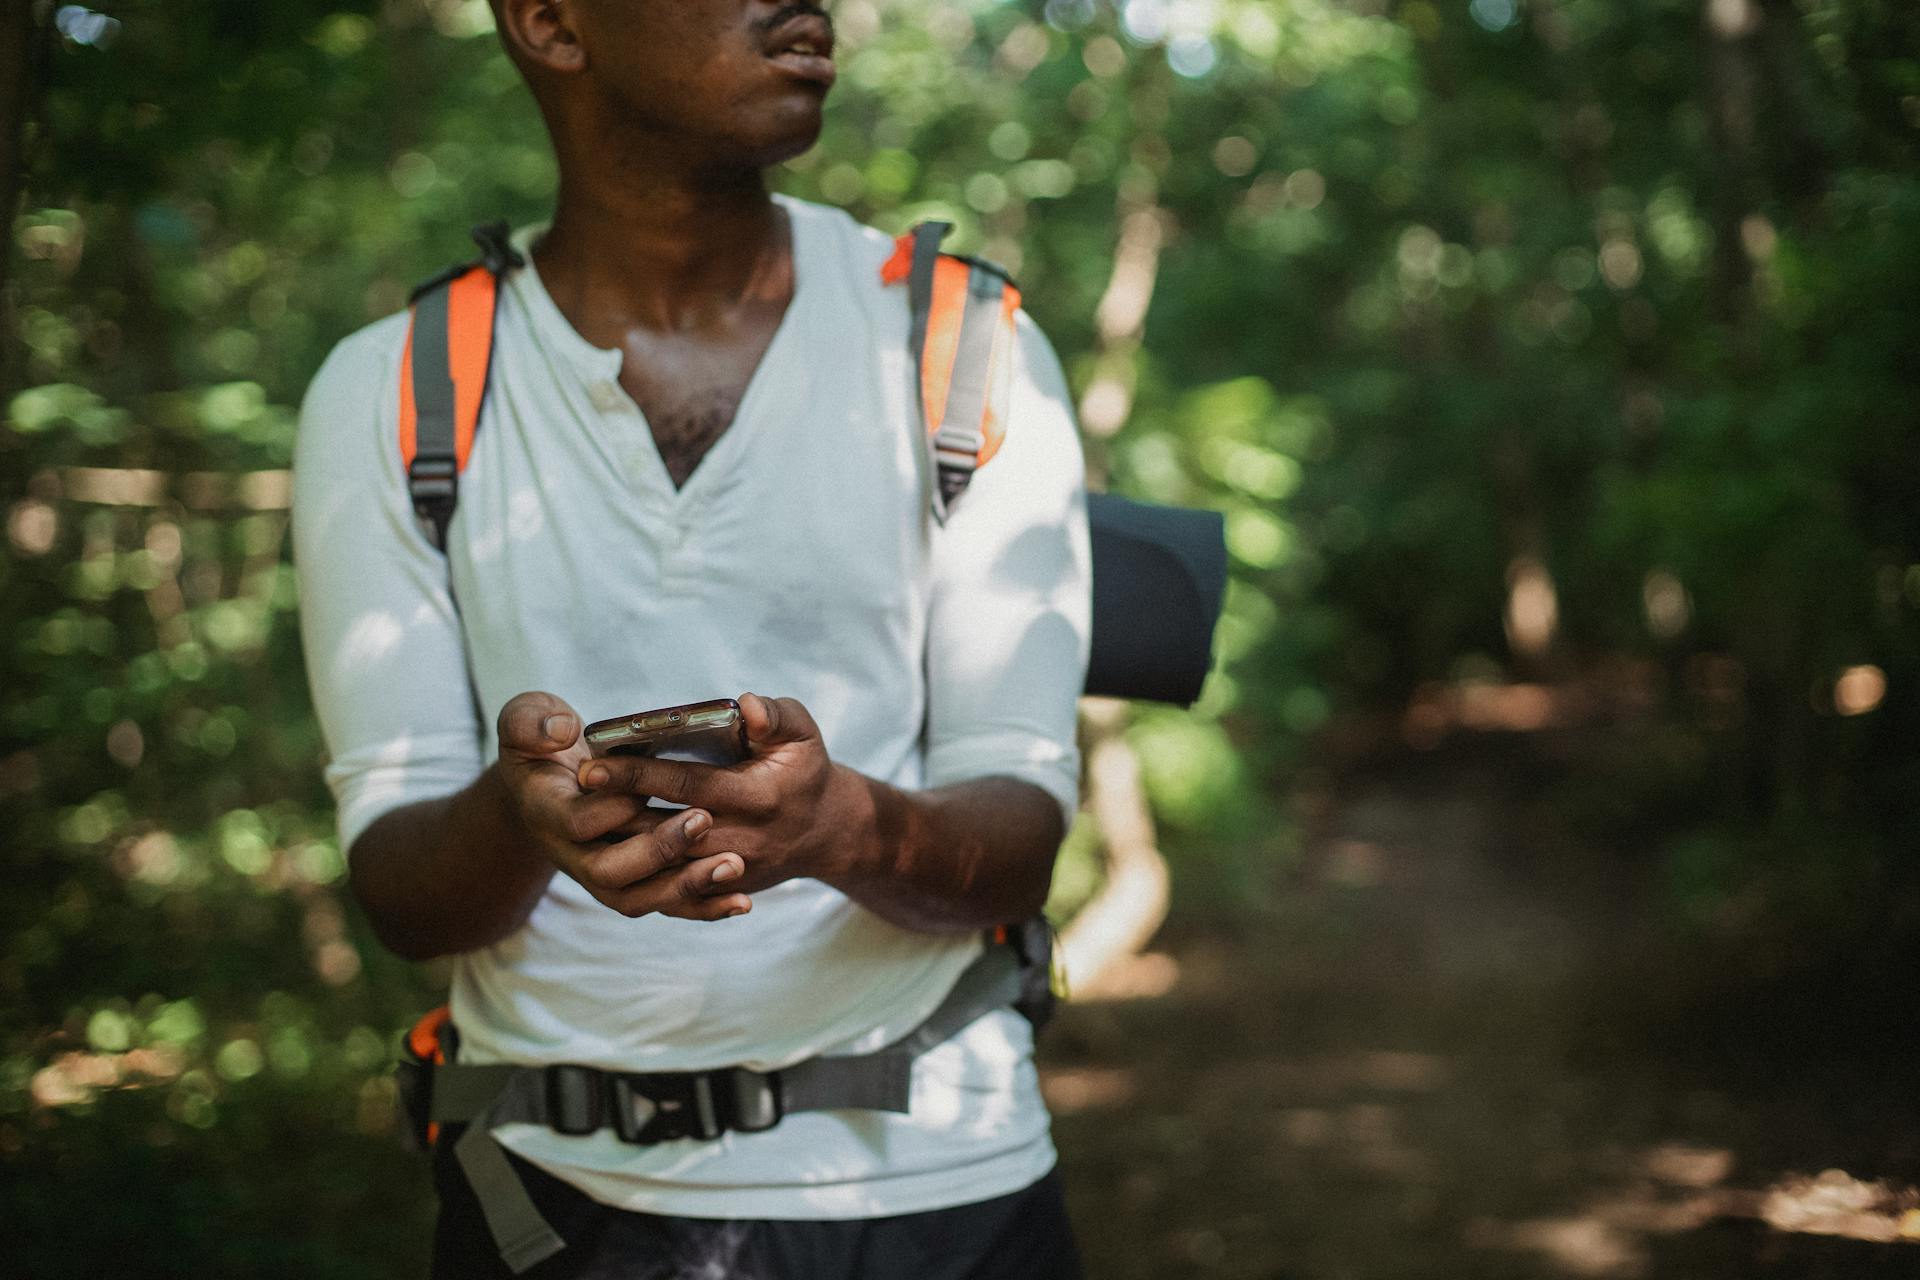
[31,1044,188,1109]
[1403,679,1573,744]
[1472,1155,1920,1277]
[1497,556,1559,660]
[1758,1170,1920,1244]
[1067,950,1182,1002]
[339,609,405,668]
[1041,1065,1138,1115]
[1320,837,1387,888]
[1397,661,1677,747]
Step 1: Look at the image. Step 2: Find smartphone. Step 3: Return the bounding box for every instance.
[583,698,749,766]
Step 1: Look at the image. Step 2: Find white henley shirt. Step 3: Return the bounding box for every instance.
[292,195,1092,1219]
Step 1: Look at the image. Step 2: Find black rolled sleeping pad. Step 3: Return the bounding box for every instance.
[1084,492,1227,707]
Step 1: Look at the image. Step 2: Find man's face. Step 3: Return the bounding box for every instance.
[565,0,836,168]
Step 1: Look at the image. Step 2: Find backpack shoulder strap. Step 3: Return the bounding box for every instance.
[399,222,523,549]
[881,222,1021,524]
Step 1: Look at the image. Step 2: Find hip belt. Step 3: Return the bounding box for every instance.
[396,924,1054,1275]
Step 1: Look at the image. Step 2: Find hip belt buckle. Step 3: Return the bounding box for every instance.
[610,1072,723,1145]
[606,1068,784,1144]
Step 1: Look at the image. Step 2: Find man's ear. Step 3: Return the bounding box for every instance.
[496,0,588,75]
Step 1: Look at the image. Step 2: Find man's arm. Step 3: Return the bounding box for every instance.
[820,770,1065,933]
[348,766,547,962]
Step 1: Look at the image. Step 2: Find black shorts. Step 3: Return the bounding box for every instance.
[429,1130,1084,1280]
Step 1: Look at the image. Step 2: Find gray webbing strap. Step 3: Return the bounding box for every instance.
[406,282,459,547]
[450,1072,565,1274]
[409,285,456,455]
[430,1061,523,1124]
[780,1051,913,1114]
[906,222,953,523]
[782,942,1025,1113]
[905,220,949,373]
[892,939,1024,1057]
[929,270,1011,514]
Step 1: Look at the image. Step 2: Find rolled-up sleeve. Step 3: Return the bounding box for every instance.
[922,312,1092,825]
[291,321,486,858]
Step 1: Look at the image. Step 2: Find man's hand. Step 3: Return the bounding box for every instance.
[570,691,1064,933]
[495,691,754,921]
[574,693,849,896]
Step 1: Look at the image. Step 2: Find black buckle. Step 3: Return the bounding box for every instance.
[544,1064,604,1137]
[610,1072,723,1145]
[470,221,526,276]
[1011,917,1057,1031]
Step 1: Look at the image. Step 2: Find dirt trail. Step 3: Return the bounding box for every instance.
[1044,731,1920,1279]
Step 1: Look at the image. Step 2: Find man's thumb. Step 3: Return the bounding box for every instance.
[739,693,814,747]
[499,690,580,756]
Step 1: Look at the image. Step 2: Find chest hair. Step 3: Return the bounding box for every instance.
[645,390,743,489]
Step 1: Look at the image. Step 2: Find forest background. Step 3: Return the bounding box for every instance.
[3,0,1918,1276]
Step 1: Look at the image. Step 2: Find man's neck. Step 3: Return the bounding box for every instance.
[532,162,788,341]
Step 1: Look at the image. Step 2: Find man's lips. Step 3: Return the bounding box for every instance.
[762,11,837,86]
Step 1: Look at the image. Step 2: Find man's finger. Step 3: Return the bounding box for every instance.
[577,753,741,811]
[739,692,818,749]
[599,803,685,842]
[511,758,664,852]
[619,854,753,921]
[679,852,746,901]
[660,890,753,923]
[498,690,581,757]
[558,788,663,845]
[580,808,711,889]
[517,765,606,843]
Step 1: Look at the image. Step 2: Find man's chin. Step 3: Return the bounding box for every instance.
[741,113,827,171]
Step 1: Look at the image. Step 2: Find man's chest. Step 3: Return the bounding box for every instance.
[615,301,788,490]
[448,321,927,680]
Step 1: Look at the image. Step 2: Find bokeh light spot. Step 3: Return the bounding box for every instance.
[1834,665,1886,716]
[1469,0,1519,33]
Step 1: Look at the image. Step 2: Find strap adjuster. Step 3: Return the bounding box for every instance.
[719,1069,783,1134]
[543,1064,604,1137]
[408,454,457,502]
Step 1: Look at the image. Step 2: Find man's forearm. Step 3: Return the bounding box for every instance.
[347,764,555,961]
[817,769,1066,933]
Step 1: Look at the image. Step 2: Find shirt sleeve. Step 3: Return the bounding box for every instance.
[921,311,1092,826]
[291,320,487,859]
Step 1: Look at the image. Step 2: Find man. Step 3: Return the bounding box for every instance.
[292,0,1090,1276]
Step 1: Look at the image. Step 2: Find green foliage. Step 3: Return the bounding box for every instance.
[5,0,1920,1273]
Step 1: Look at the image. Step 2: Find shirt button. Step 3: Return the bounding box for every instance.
[589,381,627,414]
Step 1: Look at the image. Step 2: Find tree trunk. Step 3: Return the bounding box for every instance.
[1056,699,1175,998]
